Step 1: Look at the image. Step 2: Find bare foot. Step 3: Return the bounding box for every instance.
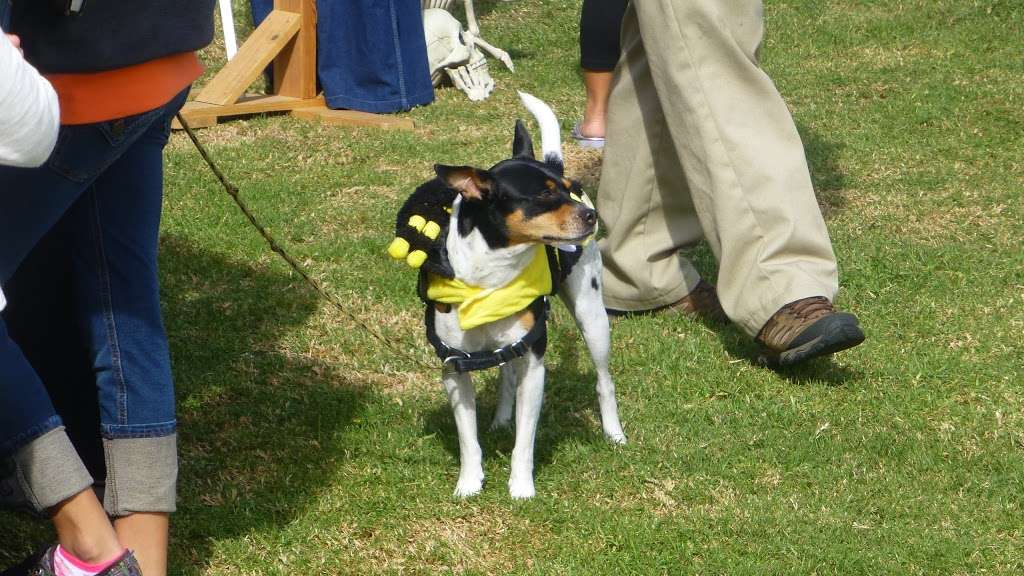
[577,116,606,139]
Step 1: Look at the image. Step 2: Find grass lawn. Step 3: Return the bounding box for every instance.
[2,0,1022,574]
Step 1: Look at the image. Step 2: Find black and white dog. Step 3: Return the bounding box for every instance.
[423,93,626,499]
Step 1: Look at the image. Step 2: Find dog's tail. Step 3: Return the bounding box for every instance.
[517,91,563,168]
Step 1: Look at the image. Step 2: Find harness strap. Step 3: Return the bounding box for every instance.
[425,296,549,373]
[545,245,562,295]
[419,244,581,373]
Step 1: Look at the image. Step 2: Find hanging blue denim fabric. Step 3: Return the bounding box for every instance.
[250,0,271,27]
[0,0,11,30]
[251,0,433,113]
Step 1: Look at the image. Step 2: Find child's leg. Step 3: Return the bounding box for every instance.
[66,90,188,576]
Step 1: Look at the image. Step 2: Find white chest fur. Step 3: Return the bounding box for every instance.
[435,197,535,349]
[445,195,535,289]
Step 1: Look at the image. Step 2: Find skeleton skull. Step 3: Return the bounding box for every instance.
[423,8,471,86]
[422,1,511,101]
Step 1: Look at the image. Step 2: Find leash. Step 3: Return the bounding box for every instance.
[175,113,437,372]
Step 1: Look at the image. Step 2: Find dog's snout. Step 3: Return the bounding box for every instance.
[581,207,597,226]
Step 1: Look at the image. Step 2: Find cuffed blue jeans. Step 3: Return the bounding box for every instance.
[0,88,187,515]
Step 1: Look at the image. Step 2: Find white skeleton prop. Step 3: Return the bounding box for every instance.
[422,0,514,101]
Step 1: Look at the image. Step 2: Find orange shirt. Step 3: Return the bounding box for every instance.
[45,52,203,126]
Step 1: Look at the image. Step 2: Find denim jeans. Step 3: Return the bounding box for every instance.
[251,0,434,113]
[0,88,187,514]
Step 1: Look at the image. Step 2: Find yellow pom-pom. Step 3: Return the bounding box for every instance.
[422,221,441,240]
[408,215,427,232]
[387,237,410,260]
[406,250,427,268]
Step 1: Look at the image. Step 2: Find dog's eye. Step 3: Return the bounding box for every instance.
[538,188,557,200]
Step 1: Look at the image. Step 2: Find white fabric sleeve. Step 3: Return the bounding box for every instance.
[0,31,60,168]
[0,32,61,311]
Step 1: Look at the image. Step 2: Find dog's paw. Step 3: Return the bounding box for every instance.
[489,414,513,432]
[453,474,484,498]
[507,476,535,500]
[606,431,628,445]
[603,422,627,444]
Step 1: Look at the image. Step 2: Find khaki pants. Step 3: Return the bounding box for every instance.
[597,0,839,337]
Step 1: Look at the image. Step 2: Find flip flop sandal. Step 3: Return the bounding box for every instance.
[572,122,605,149]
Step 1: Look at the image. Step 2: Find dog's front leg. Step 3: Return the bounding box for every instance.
[444,369,485,497]
[508,353,545,499]
[570,301,627,444]
[562,246,627,444]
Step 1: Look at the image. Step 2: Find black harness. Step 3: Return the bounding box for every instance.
[420,245,582,373]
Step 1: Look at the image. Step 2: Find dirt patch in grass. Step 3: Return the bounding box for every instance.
[167,117,302,151]
[272,301,438,395]
[391,511,532,574]
[563,146,604,192]
[841,187,1017,247]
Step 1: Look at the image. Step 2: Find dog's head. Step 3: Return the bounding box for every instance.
[435,119,596,249]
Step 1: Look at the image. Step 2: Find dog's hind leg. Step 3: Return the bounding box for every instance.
[490,364,517,431]
[508,353,545,499]
[444,370,485,497]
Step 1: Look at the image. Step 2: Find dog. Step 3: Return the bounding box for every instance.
[413,92,626,499]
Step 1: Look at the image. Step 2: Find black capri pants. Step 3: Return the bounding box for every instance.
[579,0,629,71]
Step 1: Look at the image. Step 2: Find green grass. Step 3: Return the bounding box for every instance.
[2,0,1023,574]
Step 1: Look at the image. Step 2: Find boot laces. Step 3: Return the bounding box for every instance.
[782,296,833,321]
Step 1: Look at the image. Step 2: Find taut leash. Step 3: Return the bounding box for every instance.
[175,113,437,372]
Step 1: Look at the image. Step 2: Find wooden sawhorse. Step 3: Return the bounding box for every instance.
[175,0,413,130]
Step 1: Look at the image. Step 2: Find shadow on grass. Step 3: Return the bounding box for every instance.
[0,233,369,574]
[419,308,620,490]
[163,235,370,572]
[710,322,865,386]
[799,121,848,216]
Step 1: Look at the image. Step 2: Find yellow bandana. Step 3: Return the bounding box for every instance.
[426,246,552,330]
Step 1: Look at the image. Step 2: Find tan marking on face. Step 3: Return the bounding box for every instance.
[518,309,535,331]
[504,205,582,244]
[545,179,558,191]
[562,178,572,189]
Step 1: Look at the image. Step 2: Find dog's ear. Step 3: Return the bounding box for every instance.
[512,119,534,159]
[435,164,493,201]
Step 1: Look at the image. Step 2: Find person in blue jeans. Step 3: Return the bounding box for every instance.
[0,2,214,575]
[0,91,189,576]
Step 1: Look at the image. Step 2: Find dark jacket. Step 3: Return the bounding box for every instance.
[12,0,215,74]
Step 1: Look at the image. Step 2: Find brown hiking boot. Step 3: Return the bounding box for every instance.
[607,279,727,323]
[666,279,728,323]
[756,296,864,366]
